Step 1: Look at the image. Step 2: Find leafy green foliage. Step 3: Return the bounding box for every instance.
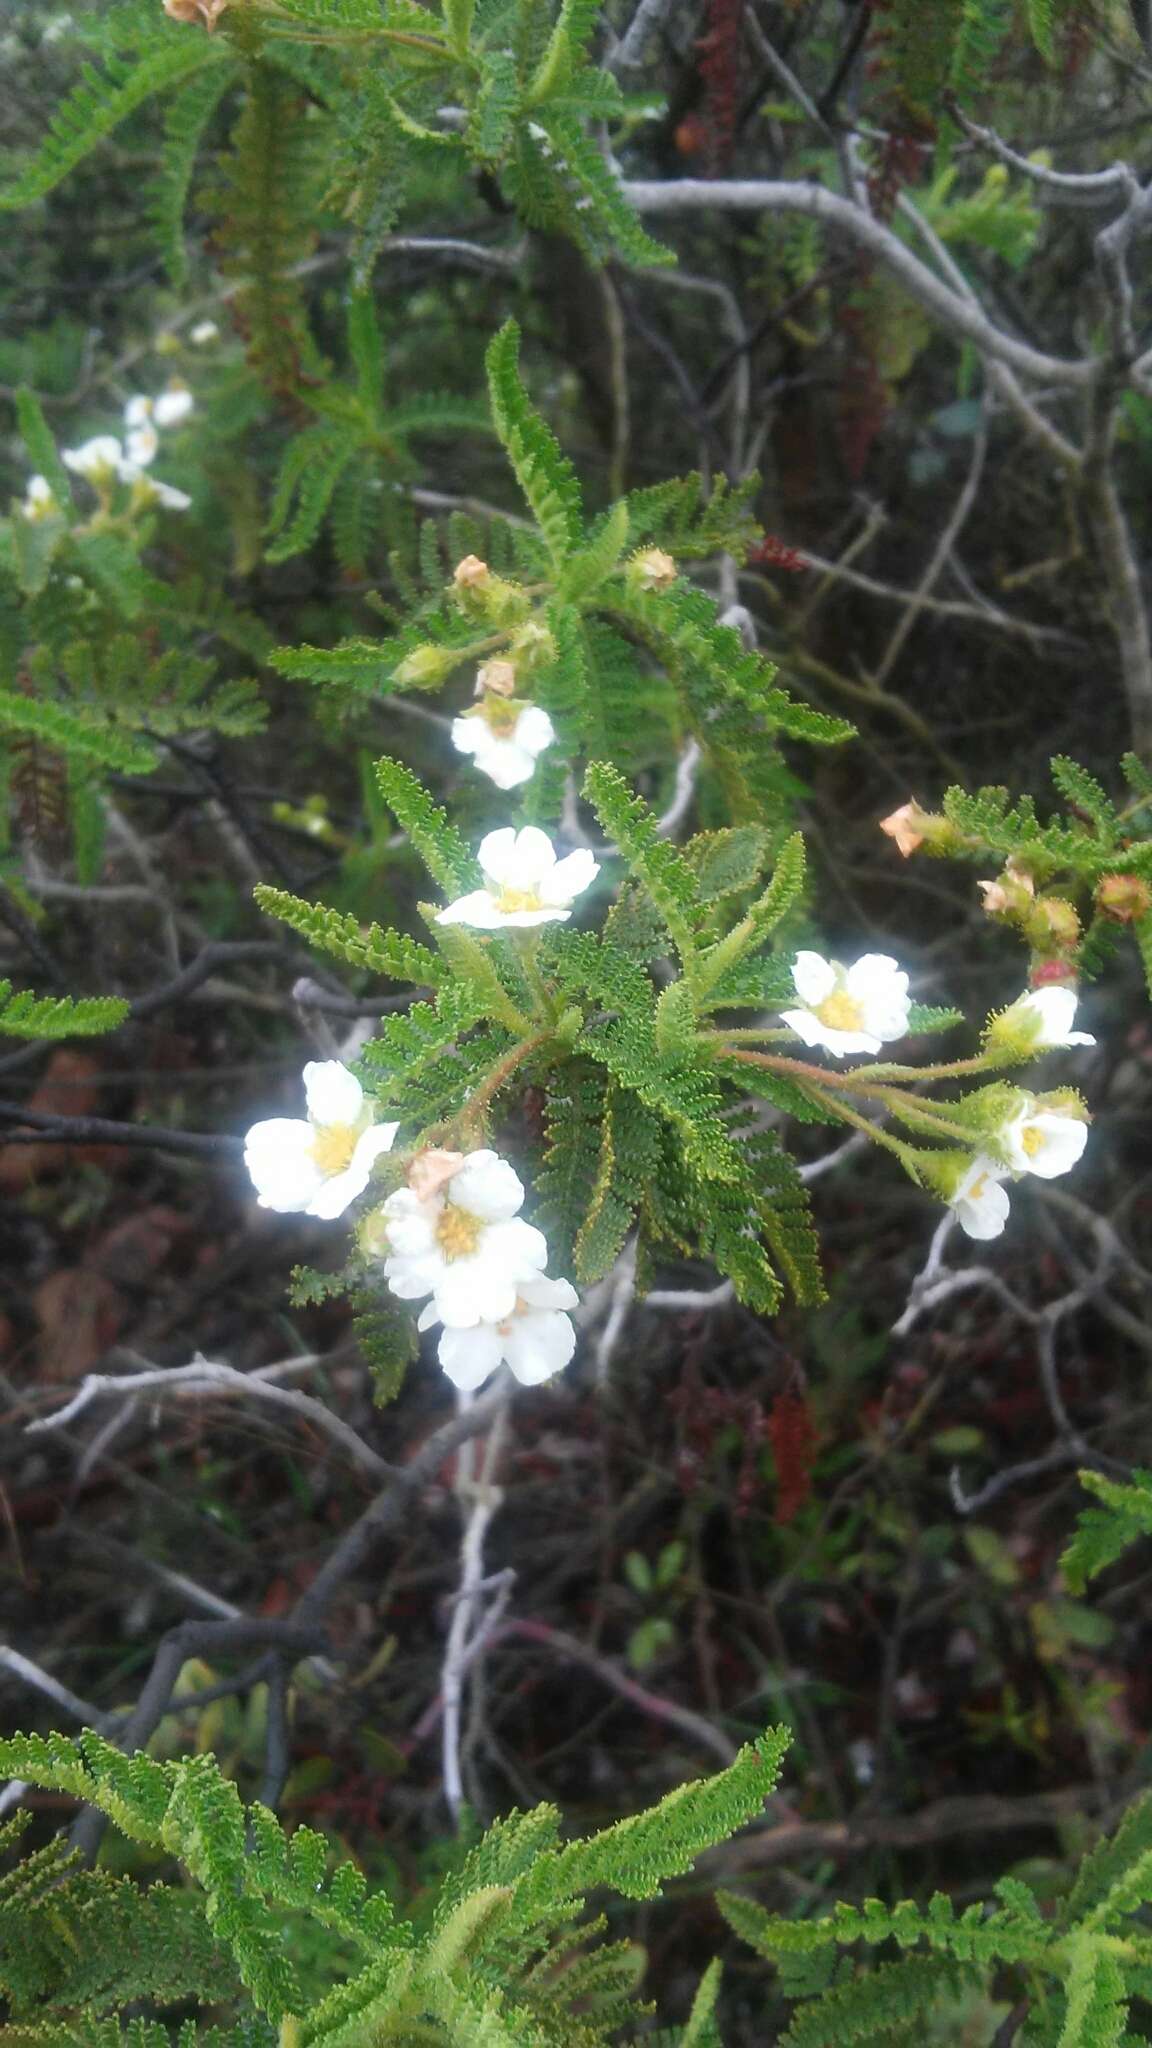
[0,1728,788,2039]
[1061,1469,1152,1593]
[0,980,129,1039]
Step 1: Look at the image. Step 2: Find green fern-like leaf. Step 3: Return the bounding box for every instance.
[1060,1469,1152,1593]
[0,981,129,1040]
[151,62,237,287]
[485,322,583,566]
[582,760,698,961]
[252,884,446,985]
[2,25,230,210]
[374,755,475,893]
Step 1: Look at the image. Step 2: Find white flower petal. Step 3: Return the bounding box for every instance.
[517,1274,579,1311]
[1015,987,1096,1049]
[436,889,507,930]
[434,1257,520,1328]
[450,1150,524,1223]
[451,716,484,757]
[124,396,151,428]
[153,388,194,427]
[125,423,158,469]
[349,1122,400,1180]
[952,1158,1011,1240]
[509,825,558,886]
[779,1008,881,1057]
[542,848,599,906]
[475,740,538,790]
[63,435,123,478]
[1013,1112,1088,1179]
[515,705,555,755]
[383,1258,438,1301]
[845,954,907,1001]
[308,1159,373,1219]
[475,827,522,887]
[243,1117,324,1212]
[416,1301,440,1333]
[791,951,837,1006]
[438,1324,504,1391]
[478,1216,550,1282]
[504,1309,575,1385]
[303,1060,364,1127]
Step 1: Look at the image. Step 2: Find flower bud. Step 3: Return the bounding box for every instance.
[977,866,1034,921]
[476,658,518,698]
[1096,872,1152,924]
[510,620,557,671]
[1026,895,1081,954]
[163,0,230,26]
[879,801,928,857]
[393,644,457,688]
[453,554,490,591]
[627,547,677,593]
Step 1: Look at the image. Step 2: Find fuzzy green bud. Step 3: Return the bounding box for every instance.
[510,620,557,671]
[394,644,458,688]
[1025,894,1081,955]
[626,546,677,593]
[1096,872,1152,924]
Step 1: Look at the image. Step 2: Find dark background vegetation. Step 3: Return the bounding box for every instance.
[3,1,1152,2038]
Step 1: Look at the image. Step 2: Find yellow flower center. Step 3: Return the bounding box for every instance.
[968,1171,989,1201]
[311,1122,360,1176]
[1021,1125,1045,1158]
[435,1204,484,1261]
[815,989,865,1033]
[496,886,542,915]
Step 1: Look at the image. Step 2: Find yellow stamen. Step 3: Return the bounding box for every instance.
[436,1204,484,1261]
[1021,1126,1044,1158]
[815,988,865,1033]
[496,886,542,914]
[311,1123,360,1176]
[968,1172,989,1201]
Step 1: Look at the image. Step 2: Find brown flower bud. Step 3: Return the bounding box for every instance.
[879,801,926,858]
[977,880,1010,915]
[453,555,490,590]
[476,658,518,698]
[1096,872,1152,924]
[163,0,229,26]
[408,1149,466,1202]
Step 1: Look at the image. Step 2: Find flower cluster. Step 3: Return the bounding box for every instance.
[23,385,195,523]
[242,1061,578,1394]
[371,1148,578,1391]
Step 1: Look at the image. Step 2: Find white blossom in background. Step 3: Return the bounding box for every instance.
[189,321,220,345]
[423,1275,579,1391]
[125,470,192,512]
[243,1061,398,1220]
[994,986,1096,1051]
[950,1157,1011,1240]
[20,476,57,521]
[781,950,911,1058]
[126,388,194,430]
[62,436,125,485]
[379,1148,548,1327]
[451,705,556,790]
[124,421,159,470]
[437,826,599,932]
[998,1096,1088,1179]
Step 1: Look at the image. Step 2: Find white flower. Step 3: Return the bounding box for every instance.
[781,950,911,1058]
[190,321,220,345]
[125,421,159,470]
[126,388,194,430]
[998,987,1095,1051]
[451,706,555,790]
[437,826,599,932]
[125,468,192,511]
[379,1148,548,1328]
[21,475,57,521]
[244,1061,398,1220]
[999,1097,1088,1180]
[62,436,124,484]
[951,1156,1011,1240]
[422,1274,579,1391]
